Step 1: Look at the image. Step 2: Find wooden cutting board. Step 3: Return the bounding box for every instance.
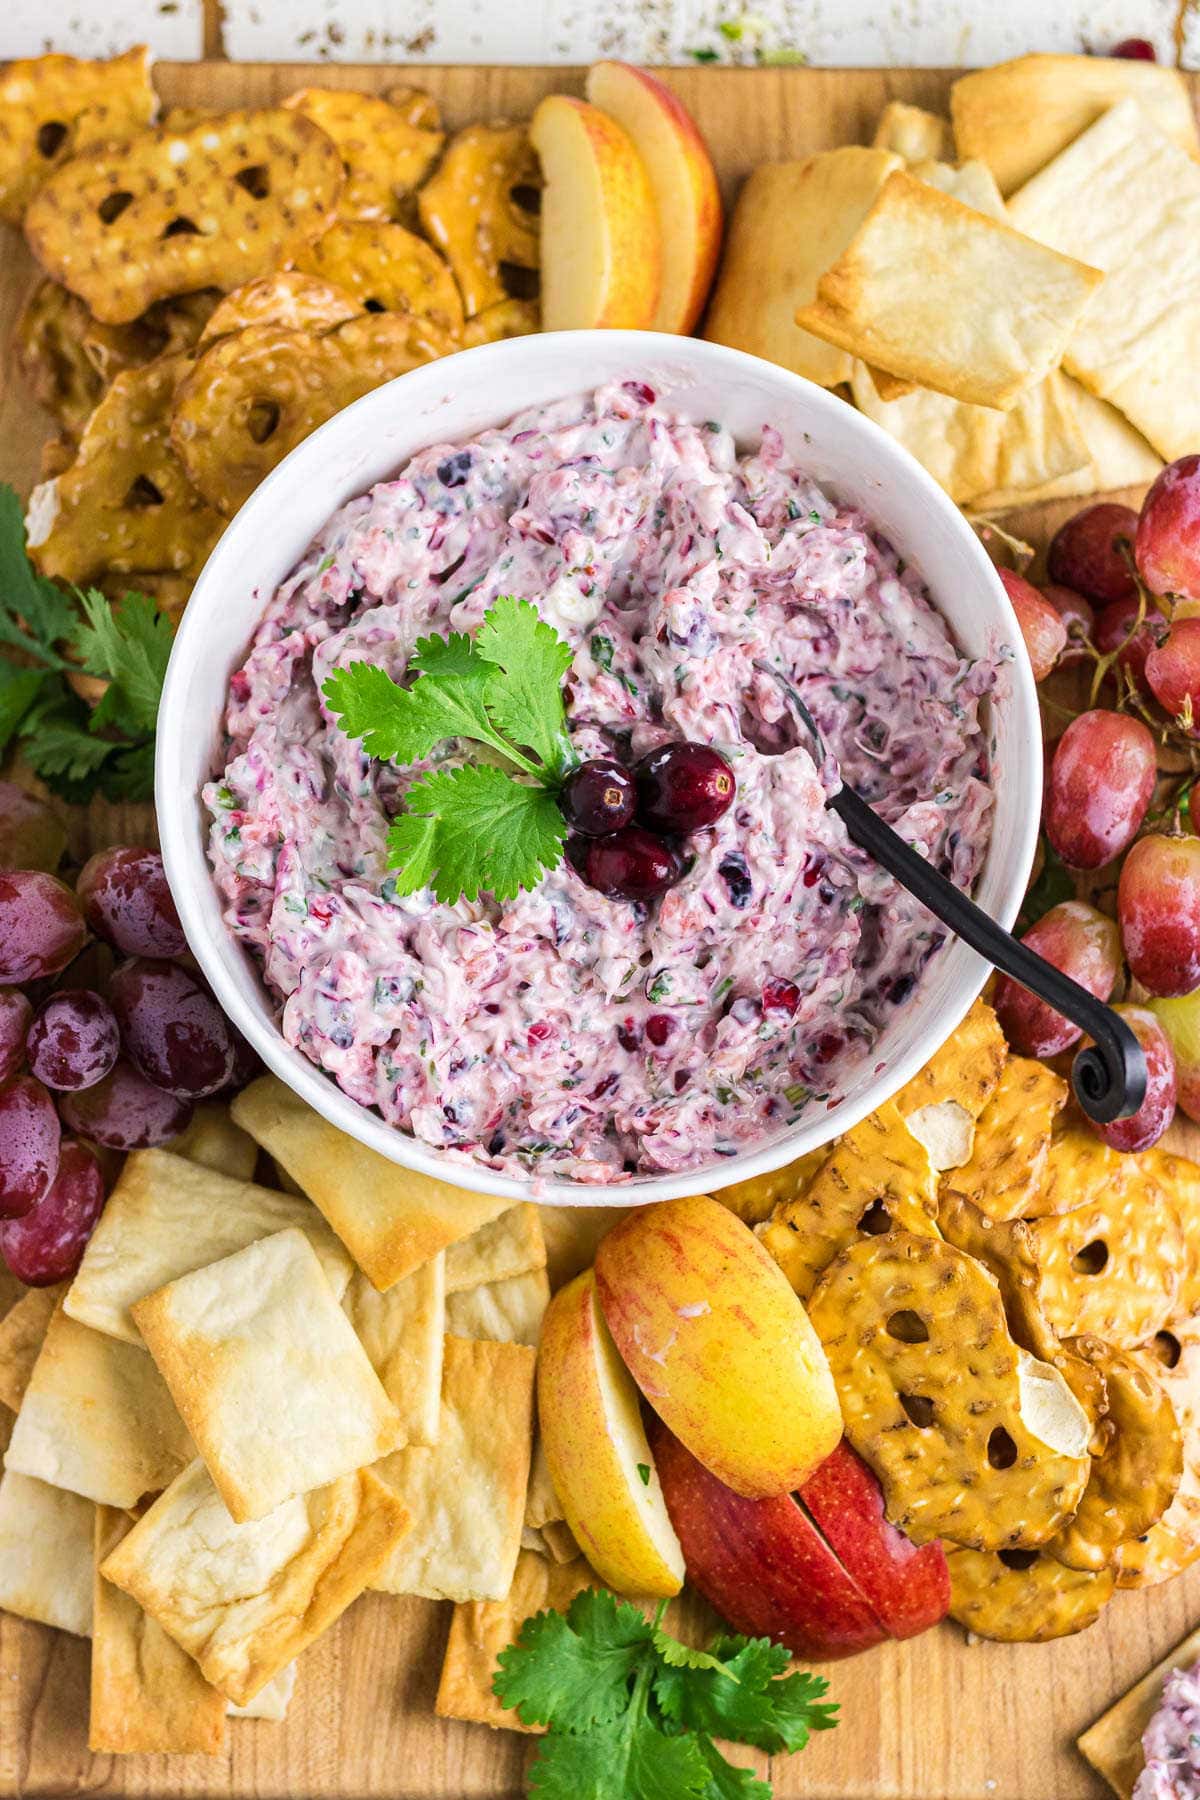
[2,59,1199,1800]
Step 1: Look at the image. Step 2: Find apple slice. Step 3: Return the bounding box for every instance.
[798,1440,950,1640]
[584,62,722,334]
[594,1193,842,1499]
[652,1421,888,1660]
[538,1268,684,1597]
[528,94,661,330]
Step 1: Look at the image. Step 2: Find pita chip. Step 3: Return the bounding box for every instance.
[101,1459,409,1707]
[228,1661,297,1721]
[1079,1621,1200,1799]
[166,1102,258,1181]
[951,53,1199,197]
[133,1229,404,1523]
[373,1335,535,1602]
[435,1549,597,1732]
[537,1204,629,1291]
[0,1467,93,1635]
[231,1076,514,1288]
[65,1148,353,1345]
[1065,383,1163,494]
[703,147,901,387]
[90,1505,226,1755]
[541,1519,580,1563]
[6,1307,192,1508]
[1007,98,1200,463]
[525,1436,563,1531]
[797,169,1101,410]
[443,1203,545,1294]
[342,1256,444,1447]
[0,1280,65,1411]
[446,1268,550,1346]
[873,102,950,165]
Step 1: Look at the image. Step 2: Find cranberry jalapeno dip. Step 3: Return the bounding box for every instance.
[205,381,996,1183]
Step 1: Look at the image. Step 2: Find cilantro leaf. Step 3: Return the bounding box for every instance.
[409,629,486,681]
[475,595,574,776]
[98,739,157,802]
[323,657,531,772]
[385,764,566,902]
[528,1712,712,1800]
[0,664,47,757]
[651,1629,737,1677]
[495,1594,652,1732]
[692,1736,772,1800]
[654,1636,837,1755]
[18,691,117,793]
[72,589,173,736]
[0,485,75,667]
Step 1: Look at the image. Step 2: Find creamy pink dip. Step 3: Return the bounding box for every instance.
[1136,1663,1200,1799]
[205,381,996,1183]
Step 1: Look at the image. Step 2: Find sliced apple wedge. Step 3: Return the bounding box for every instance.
[584,62,722,334]
[538,1268,684,1597]
[529,94,661,330]
[594,1193,842,1499]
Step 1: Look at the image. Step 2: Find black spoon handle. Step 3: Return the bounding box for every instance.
[830,784,1147,1125]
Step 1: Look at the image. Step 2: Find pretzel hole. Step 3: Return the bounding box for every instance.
[899,1392,934,1429]
[124,475,165,509]
[1152,1330,1182,1369]
[857,1199,892,1236]
[1071,1239,1108,1276]
[98,190,134,225]
[998,1548,1039,1571]
[510,183,541,216]
[499,261,539,301]
[987,1426,1018,1470]
[886,1309,929,1344]
[234,163,272,199]
[37,121,69,158]
[162,216,200,239]
[363,298,387,313]
[246,401,281,445]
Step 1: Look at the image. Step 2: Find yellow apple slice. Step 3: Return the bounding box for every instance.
[529,94,661,330]
[585,61,722,335]
[594,1193,843,1498]
[538,1268,684,1597]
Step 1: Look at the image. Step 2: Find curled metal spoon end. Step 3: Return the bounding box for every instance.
[1071,1031,1149,1126]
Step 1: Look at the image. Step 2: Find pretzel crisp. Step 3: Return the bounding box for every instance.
[15,279,104,435]
[284,89,444,222]
[171,315,433,516]
[461,298,540,347]
[1022,1177,1186,1348]
[938,1189,1059,1360]
[940,1055,1067,1221]
[1117,1320,1200,1588]
[759,1103,939,1300]
[81,289,219,383]
[25,353,223,585]
[946,1545,1114,1642]
[0,47,155,225]
[807,1229,1091,1550]
[24,109,344,324]
[294,220,463,342]
[198,272,363,344]
[418,123,541,317]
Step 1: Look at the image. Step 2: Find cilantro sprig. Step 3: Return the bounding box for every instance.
[493,1589,838,1800]
[323,596,577,904]
[0,483,172,802]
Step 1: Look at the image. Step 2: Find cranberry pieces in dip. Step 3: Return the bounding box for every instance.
[205,381,995,1183]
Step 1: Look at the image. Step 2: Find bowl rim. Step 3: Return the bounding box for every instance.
[157,327,1041,1206]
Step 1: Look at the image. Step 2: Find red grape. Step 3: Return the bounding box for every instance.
[0,987,31,1083]
[1145,618,1200,728]
[0,783,66,873]
[0,1139,105,1285]
[109,958,236,1098]
[634,743,736,832]
[1041,584,1095,666]
[1090,1005,1176,1154]
[0,1075,60,1217]
[1044,710,1156,869]
[76,846,186,960]
[0,870,86,984]
[1136,455,1200,601]
[994,900,1121,1058]
[998,569,1067,682]
[27,988,120,1091]
[1095,598,1167,696]
[1111,37,1156,58]
[1047,503,1139,606]
[223,1025,262,1092]
[1118,833,1200,996]
[59,1057,193,1149]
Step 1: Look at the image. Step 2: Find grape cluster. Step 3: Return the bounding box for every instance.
[995,457,1200,1154]
[560,742,736,903]
[0,795,254,1287]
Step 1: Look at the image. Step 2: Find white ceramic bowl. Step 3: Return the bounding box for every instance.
[157,329,1040,1206]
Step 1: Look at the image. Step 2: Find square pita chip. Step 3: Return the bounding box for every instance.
[91,1505,226,1756]
[372,1335,535,1602]
[5,1306,192,1508]
[0,1467,93,1636]
[435,1549,596,1733]
[0,1280,65,1411]
[704,147,901,387]
[443,1203,546,1293]
[873,102,950,165]
[100,1459,409,1707]
[65,1147,354,1344]
[446,1269,550,1346]
[537,1205,630,1291]
[231,1076,515,1289]
[228,1662,297,1721]
[133,1228,404,1523]
[341,1257,445,1448]
[166,1102,258,1181]
[796,168,1102,410]
[1007,98,1200,463]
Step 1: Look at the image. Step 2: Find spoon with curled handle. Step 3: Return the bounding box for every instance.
[755,664,1147,1126]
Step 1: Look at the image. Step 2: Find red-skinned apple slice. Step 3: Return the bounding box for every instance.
[798,1439,950,1640]
[651,1420,888,1661]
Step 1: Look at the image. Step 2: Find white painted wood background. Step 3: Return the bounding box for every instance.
[4,0,1200,66]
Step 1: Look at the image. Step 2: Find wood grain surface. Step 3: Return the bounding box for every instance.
[2,60,1199,1800]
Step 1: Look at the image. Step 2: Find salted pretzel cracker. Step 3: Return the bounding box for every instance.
[417,123,541,318]
[284,89,444,222]
[946,1544,1114,1642]
[198,272,364,344]
[294,220,463,340]
[1117,1320,1200,1588]
[0,47,155,225]
[940,1055,1067,1221]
